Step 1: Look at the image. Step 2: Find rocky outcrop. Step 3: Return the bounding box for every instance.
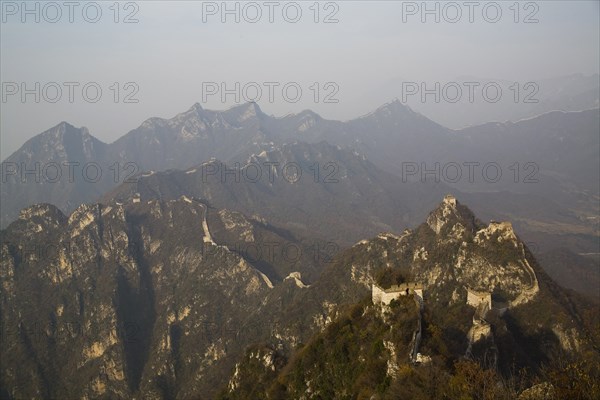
[0,198,275,399]
[2,195,594,399]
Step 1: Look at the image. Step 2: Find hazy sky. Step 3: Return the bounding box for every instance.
[1,0,599,159]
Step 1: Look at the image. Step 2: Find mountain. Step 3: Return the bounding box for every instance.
[101,140,600,298]
[2,195,598,399]
[351,73,600,129]
[284,105,599,202]
[219,195,600,399]
[0,122,112,227]
[101,141,451,247]
[0,195,329,399]
[456,108,600,194]
[2,102,598,298]
[4,101,597,228]
[109,102,274,173]
[0,102,276,228]
[268,99,454,172]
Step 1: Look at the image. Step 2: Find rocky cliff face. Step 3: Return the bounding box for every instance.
[220,196,599,399]
[0,198,282,399]
[2,196,598,399]
[101,141,450,247]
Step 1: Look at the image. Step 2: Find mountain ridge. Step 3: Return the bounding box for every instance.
[3,101,597,228]
[217,195,599,399]
[2,102,598,299]
[3,195,599,399]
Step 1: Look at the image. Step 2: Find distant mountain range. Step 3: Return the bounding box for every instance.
[101,141,451,247]
[352,73,600,129]
[3,100,598,228]
[2,100,598,297]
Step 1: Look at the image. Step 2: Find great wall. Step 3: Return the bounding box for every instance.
[370,197,541,364]
[372,248,539,364]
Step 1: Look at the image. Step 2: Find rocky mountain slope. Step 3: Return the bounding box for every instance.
[0,196,331,399]
[101,141,450,246]
[219,195,600,399]
[100,141,599,298]
[3,195,597,399]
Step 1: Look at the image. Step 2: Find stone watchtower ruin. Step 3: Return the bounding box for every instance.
[443,194,457,206]
[372,282,424,306]
[466,288,491,310]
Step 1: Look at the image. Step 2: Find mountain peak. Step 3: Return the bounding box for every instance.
[13,121,95,156]
[227,101,263,118]
[55,120,74,131]
[296,109,322,120]
[361,98,416,120]
[380,98,407,109]
[44,121,79,138]
[18,203,64,220]
[173,102,207,121]
[442,193,457,207]
[474,220,517,245]
[247,101,262,112]
[189,102,204,113]
[426,194,479,236]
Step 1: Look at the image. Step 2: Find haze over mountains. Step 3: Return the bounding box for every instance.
[2,1,599,398]
[1,100,599,398]
[354,73,600,129]
[3,98,598,224]
[2,99,598,297]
